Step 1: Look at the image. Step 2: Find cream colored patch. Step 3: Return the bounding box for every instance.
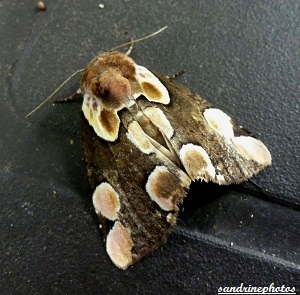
[166,213,176,224]
[203,108,234,138]
[144,107,174,139]
[204,108,272,166]
[106,221,134,270]
[179,144,216,181]
[136,65,170,104]
[141,82,163,101]
[232,136,272,165]
[99,109,120,138]
[82,94,120,141]
[127,122,191,190]
[92,182,120,221]
[126,121,153,154]
[216,174,226,184]
[146,166,184,211]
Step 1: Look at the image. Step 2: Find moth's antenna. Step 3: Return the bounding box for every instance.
[110,26,168,52]
[124,38,134,56]
[25,68,84,118]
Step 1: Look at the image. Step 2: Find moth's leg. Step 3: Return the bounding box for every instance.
[54,88,82,103]
[166,70,186,80]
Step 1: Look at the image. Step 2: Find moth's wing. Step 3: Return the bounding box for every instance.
[137,75,271,185]
[81,113,190,270]
[82,94,120,141]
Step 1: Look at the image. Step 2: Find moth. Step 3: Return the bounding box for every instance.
[79,51,272,269]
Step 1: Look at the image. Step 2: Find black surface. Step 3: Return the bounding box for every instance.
[1,1,300,294]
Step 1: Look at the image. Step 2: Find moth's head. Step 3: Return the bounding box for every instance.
[81,52,138,110]
[80,51,170,141]
[90,70,133,110]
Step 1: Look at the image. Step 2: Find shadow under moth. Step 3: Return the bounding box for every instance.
[79,51,271,269]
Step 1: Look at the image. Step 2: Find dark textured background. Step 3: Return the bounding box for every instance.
[1,1,299,294]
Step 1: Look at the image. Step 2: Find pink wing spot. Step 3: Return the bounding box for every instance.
[93,183,120,221]
[146,166,185,211]
[106,221,134,270]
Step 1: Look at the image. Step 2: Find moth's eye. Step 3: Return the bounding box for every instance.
[99,87,110,97]
[122,66,136,80]
[90,80,99,96]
